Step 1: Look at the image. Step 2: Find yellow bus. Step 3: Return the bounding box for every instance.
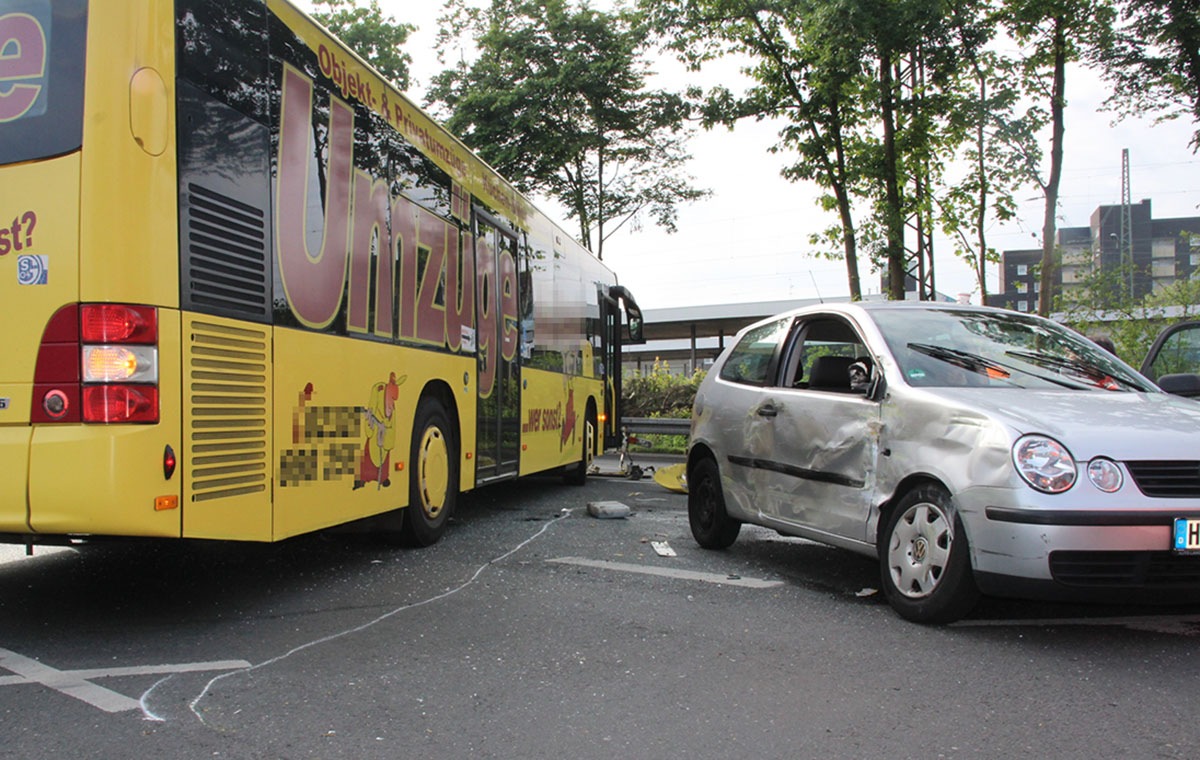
[0,0,643,547]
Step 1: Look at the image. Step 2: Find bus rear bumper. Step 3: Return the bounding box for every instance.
[0,426,32,533]
[3,424,183,538]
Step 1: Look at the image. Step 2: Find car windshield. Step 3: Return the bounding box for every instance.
[873,307,1157,392]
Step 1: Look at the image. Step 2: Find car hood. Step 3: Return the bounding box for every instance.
[925,388,1200,460]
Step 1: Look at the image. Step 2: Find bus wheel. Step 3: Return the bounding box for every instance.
[563,411,594,486]
[402,397,458,547]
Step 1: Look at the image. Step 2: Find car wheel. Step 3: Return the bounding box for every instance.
[688,457,740,549]
[402,396,457,547]
[879,484,979,624]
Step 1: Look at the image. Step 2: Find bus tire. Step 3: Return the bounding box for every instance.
[402,396,458,547]
[563,409,595,486]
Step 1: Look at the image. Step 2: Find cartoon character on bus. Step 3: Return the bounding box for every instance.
[355,372,405,489]
[561,379,576,451]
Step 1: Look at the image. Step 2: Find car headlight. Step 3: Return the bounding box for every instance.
[1013,435,1077,493]
[1087,458,1123,493]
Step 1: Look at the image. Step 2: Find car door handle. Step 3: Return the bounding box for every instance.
[756,403,778,418]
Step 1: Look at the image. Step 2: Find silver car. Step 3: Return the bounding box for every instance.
[687,301,1200,623]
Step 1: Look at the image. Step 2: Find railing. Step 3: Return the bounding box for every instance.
[621,417,691,437]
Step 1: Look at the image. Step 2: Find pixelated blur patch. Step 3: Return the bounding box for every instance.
[279,448,319,486]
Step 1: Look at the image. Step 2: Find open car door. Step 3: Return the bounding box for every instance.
[1141,321,1200,398]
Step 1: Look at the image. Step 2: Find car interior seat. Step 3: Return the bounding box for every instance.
[806,355,857,393]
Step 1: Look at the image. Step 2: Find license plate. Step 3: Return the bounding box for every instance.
[1173,518,1200,552]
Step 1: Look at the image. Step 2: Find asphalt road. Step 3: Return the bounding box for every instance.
[2,463,1199,759]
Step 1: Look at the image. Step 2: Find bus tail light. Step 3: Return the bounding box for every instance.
[82,385,159,423]
[32,303,159,424]
[82,345,158,383]
[80,303,157,344]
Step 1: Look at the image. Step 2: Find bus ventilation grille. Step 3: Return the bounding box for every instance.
[188,321,269,502]
[183,183,270,322]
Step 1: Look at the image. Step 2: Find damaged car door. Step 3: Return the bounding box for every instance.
[753,314,881,543]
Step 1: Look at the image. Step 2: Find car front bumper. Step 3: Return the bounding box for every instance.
[955,486,1200,601]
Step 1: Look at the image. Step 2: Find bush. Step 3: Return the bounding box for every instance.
[621,360,705,454]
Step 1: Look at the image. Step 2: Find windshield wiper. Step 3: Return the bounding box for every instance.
[907,343,1015,382]
[1003,350,1141,391]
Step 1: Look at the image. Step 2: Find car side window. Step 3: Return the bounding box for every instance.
[719,318,792,386]
[782,317,871,392]
[1145,324,1200,381]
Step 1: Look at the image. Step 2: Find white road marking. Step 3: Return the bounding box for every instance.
[0,544,72,565]
[0,648,250,713]
[547,556,784,588]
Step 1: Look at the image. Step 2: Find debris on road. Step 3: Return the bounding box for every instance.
[587,501,632,519]
[650,541,677,557]
[652,463,688,493]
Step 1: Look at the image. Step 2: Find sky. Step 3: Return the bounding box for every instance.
[297,0,1200,311]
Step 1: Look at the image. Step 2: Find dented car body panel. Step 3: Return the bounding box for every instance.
[689,301,1200,606]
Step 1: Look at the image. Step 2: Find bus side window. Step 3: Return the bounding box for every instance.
[176,0,270,123]
[390,133,453,219]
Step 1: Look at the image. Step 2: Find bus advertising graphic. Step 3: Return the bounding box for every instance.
[0,0,642,548]
[356,373,404,490]
[0,5,49,123]
[0,209,37,255]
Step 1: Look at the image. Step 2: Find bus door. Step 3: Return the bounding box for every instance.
[597,288,621,450]
[597,285,644,450]
[474,212,521,482]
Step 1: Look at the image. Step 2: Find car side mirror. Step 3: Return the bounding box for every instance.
[1157,372,1200,398]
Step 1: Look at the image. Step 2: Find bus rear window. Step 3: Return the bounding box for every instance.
[0,0,86,166]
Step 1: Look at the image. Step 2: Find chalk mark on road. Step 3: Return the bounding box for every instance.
[180,508,576,725]
[547,556,785,588]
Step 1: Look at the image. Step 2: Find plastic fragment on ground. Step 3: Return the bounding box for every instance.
[650,540,676,557]
[587,500,631,519]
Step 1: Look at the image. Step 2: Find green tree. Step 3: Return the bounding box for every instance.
[864,0,1000,300]
[645,0,1000,301]
[309,0,415,90]
[643,0,881,300]
[1056,253,1200,362]
[1002,0,1116,315]
[427,0,707,259]
[1099,0,1200,150]
[938,47,1045,300]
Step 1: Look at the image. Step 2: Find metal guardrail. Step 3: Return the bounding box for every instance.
[621,417,691,436]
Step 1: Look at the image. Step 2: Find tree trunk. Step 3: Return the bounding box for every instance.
[880,54,906,300]
[595,142,606,261]
[974,76,989,301]
[829,103,861,301]
[838,191,862,301]
[1038,17,1067,316]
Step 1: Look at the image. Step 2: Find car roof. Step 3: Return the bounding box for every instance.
[735,300,1018,336]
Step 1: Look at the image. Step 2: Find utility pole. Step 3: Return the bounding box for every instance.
[1120,148,1133,298]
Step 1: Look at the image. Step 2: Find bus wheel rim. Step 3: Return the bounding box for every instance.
[418,426,449,519]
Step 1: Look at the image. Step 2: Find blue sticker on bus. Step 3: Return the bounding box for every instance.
[16,254,47,285]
